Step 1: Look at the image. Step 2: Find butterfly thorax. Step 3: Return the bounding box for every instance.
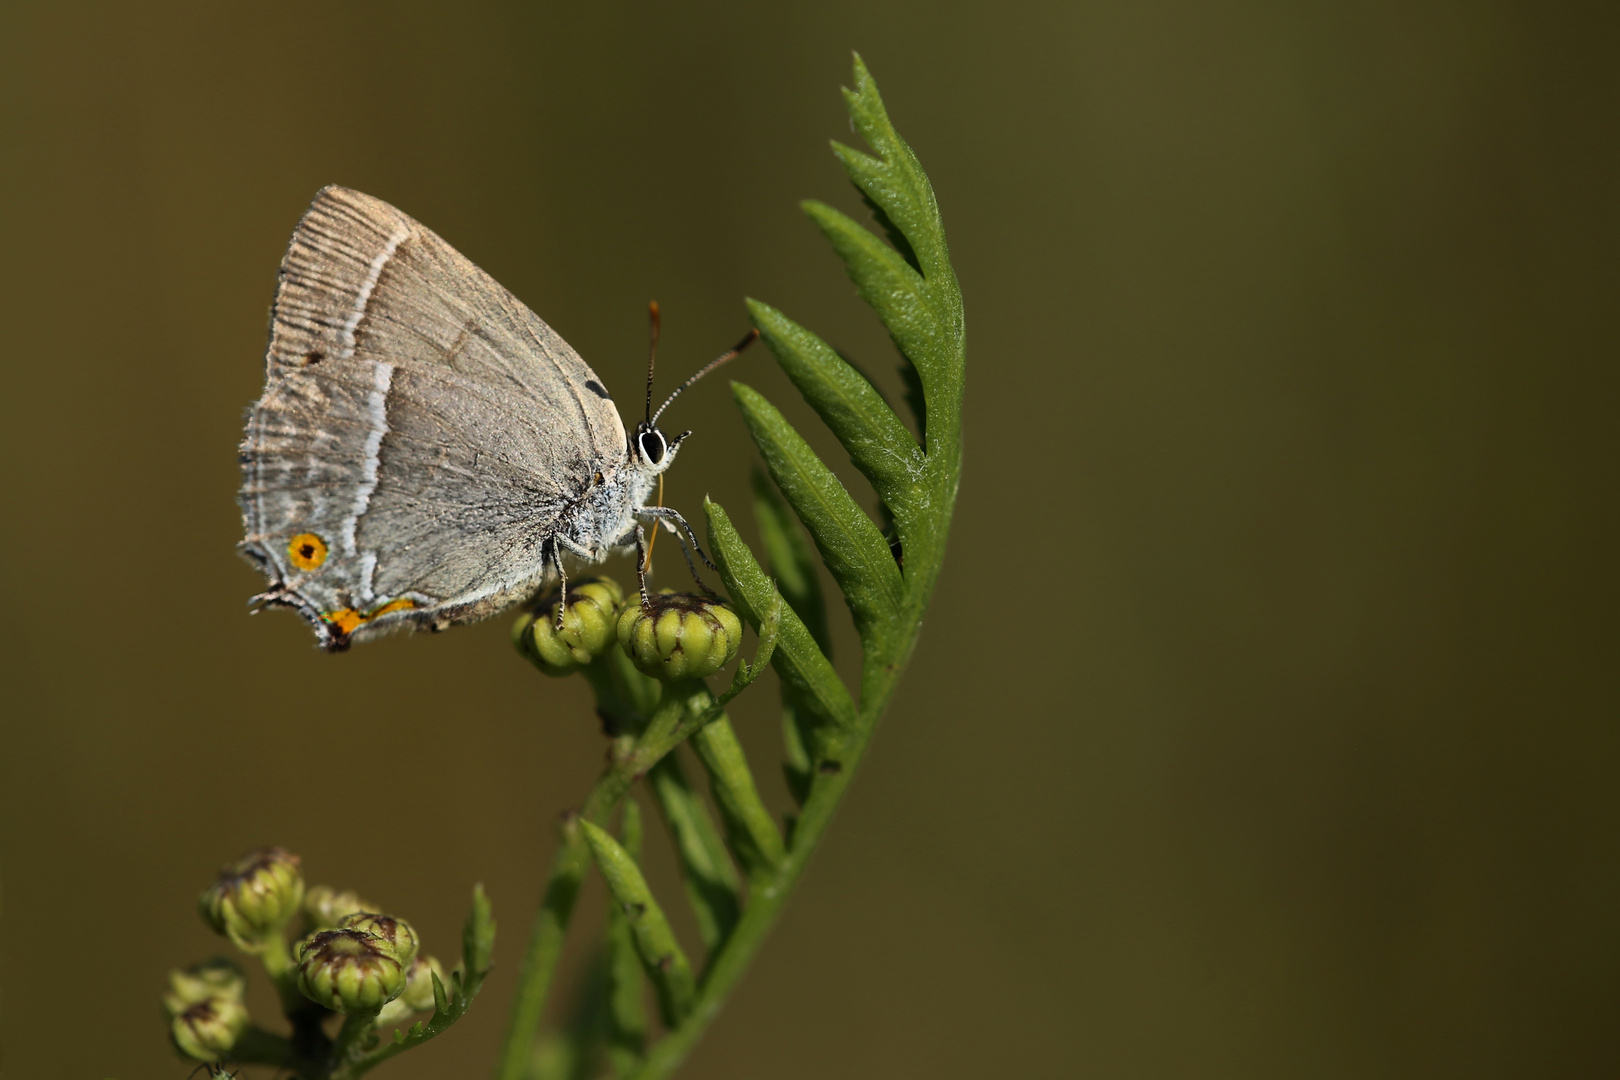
[551,423,678,564]
[552,460,656,562]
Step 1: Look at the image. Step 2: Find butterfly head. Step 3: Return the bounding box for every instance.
[631,419,688,476]
[633,308,758,478]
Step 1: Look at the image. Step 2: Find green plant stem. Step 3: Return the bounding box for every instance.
[495,681,724,1080]
[606,802,650,1077]
[259,935,336,1070]
[259,934,306,1019]
[495,830,591,1080]
[337,1011,381,1062]
[622,705,887,1080]
[345,890,494,1078]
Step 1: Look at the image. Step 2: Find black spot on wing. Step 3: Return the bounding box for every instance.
[584,379,611,400]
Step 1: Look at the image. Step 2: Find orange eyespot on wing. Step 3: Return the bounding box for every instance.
[288,533,328,571]
[368,598,417,618]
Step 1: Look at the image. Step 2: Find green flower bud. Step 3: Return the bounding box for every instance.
[617,592,742,681]
[295,928,406,1013]
[302,884,376,931]
[514,577,626,675]
[376,955,447,1025]
[374,995,410,1028]
[163,958,245,1017]
[171,996,248,1061]
[199,848,305,951]
[399,954,446,1012]
[336,912,419,968]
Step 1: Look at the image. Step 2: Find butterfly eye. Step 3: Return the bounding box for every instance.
[639,429,666,465]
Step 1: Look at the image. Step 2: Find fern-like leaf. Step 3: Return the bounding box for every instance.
[498,55,964,1080]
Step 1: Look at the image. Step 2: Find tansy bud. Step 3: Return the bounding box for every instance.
[336,912,420,968]
[199,848,305,951]
[617,592,742,681]
[399,954,446,1012]
[514,577,626,675]
[302,884,376,931]
[376,955,447,1025]
[295,929,406,1014]
[163,959,245,1017]
[171,996,248,1061]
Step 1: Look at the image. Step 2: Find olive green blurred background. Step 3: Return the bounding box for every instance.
[2,2,1615,1077]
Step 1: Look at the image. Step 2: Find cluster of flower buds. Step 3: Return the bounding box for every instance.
[163,959,249,1061]
[171,844,449,1063]
[293,909,445,1019]
[512,577,745,684]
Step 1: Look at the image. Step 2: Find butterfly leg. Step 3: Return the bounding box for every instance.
[633,522,652,610]
[669,522,723,600]
[637,506,722,598]
[637,506,719,570]
[549,539,570,629]
[554,533,599,629]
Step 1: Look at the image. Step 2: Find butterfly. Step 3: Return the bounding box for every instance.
[238,187,752,650]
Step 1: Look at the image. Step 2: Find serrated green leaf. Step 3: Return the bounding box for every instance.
[492,58,964,1080]
[852,184,921,275]
[746,299,923,512]
[778,692,814,807]
[750,468,829,655]
[689,718,786,883]
[835,53,952,288]
[580,821,695,1027]
[731,382,903,638]
[821,52,963,471]
[897,353,927,446]
[430,970,449,1016]
[751,472,826,806]
[647,755,741,953]
[704,497,856,741]
[800,201,949,410]
[462,884,495,979]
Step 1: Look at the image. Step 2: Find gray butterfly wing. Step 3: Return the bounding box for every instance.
[240,186,627,649]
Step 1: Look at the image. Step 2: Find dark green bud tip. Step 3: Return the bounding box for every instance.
[514,577,627,675]
[171,995,248,1061]
[294,928,406,1014]
[617,591,743,681]
[163,958,246,1017]
[336,911,420,968]
[199,847,305,951]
